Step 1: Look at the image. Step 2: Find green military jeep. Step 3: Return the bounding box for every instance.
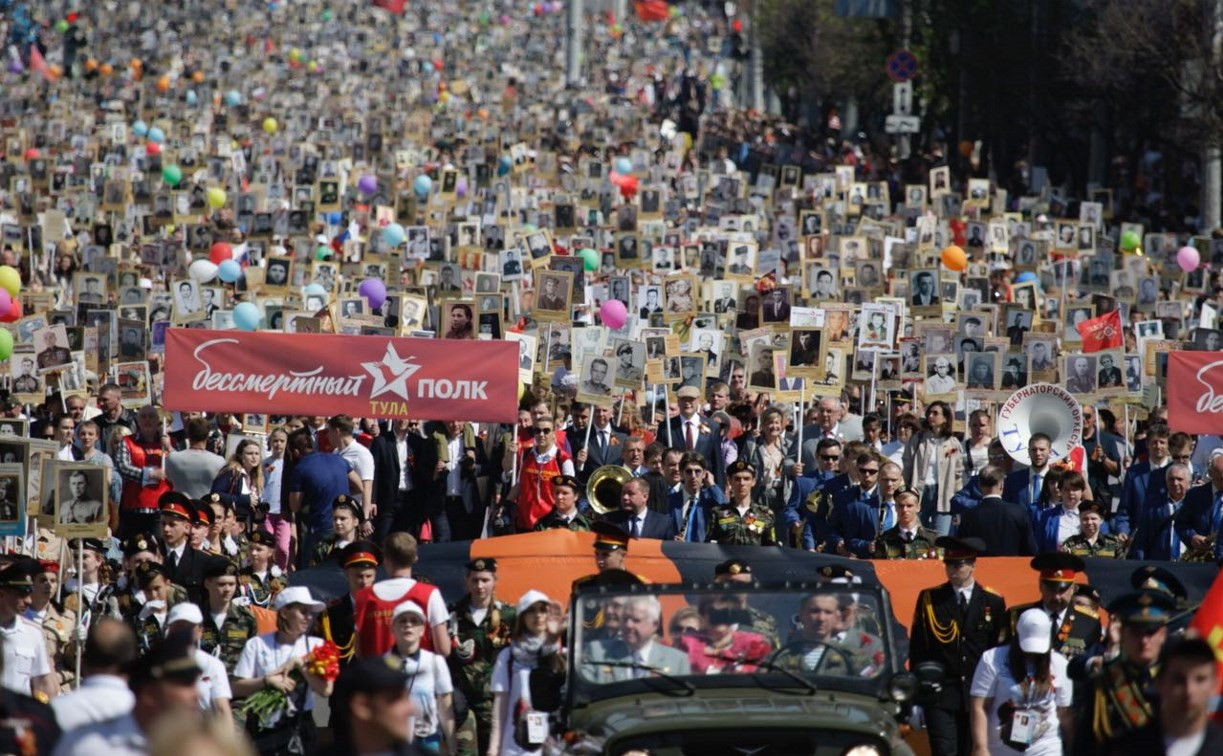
[529,581,919,755]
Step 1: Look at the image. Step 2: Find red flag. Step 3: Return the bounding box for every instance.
[634,0,670,22]
[1075,309,1123,353]
[1188,568,1223,714]
[371,0,406,14]
[28,46,55,82]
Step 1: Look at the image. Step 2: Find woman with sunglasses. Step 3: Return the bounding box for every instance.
[901,400,963,536]
[488,591,563,756]
[507,416,574,533]
[738,406,797,520]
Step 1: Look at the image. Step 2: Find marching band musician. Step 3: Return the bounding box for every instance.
[668,452,723,542]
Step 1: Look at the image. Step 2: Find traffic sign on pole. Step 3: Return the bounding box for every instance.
[885,115,921,134]
[885,49,918,83]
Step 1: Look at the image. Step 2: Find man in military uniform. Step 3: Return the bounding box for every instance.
[712,559,780,648]
[998,553,1102,661]
[115,534,188,622]
[572,521,635,591]
[1062,500,1124,558]
[534,475,593,531]
[30,561,75,693]
[314,540,381,669]
[447,558,516,756]
[814,564,884,637]
[1071,589,1175,754]
[310,495,361,566]
[196,560,257,673]
[573,523,643,643]
[909,537,1006,756]
[873,488,939,559]
[237,530,288,609]
[706,460,777,545]
[159,491,223,606]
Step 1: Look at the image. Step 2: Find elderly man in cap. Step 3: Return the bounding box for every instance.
[233,586,334,753]
[164,602,233,720]
[533,475,592,531]
[909,536,1007,756]
[1071,589,1177,752]
[448,558,516,756]
[53,631,201,755]
[998,553,1101,661]
[659,384,726,487]
[0,560,58,701]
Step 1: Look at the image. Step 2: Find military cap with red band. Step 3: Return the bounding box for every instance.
[339,540,381,569]
[158,491,193,520]
[1030,553,1085,584]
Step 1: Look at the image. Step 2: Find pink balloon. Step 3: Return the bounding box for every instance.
[1177,245,1200,273]
[0,290,11,317]
[599,299,627,330]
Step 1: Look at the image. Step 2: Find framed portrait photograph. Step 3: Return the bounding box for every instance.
[575,354,615,407]
[74,273,107,305]
[33,325,73,373]
[999,354,1029,390]
[116,361,151,406]
[533,270,573,323]
[441,300,478,340]
[54,463,108,538]
[610,339,646,389]
[964,352,999,391]
[507,331,537,383]
[923,354,958,398]
[909,269,941,313]
[858,303,895,349]
[1095,349,1125,394]
[1064,353,1098,395]
[264,256,294,291]
[662,275,698,322]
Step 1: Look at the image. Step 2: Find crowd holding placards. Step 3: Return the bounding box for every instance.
[0,0,1219,754]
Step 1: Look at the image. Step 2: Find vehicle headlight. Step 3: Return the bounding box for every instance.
[843,746,882,756]
[888,671,918,702]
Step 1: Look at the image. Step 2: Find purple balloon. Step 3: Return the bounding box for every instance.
[455,177,467,198]
[7,59,23,74]
[358,277,387,309]
[358,174,378,194]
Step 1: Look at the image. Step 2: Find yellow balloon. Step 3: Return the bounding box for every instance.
[206,187,227,209]
[262,117,278,135]
[0,266,19,297]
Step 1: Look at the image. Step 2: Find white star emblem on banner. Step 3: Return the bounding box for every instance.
[362,344,419,401]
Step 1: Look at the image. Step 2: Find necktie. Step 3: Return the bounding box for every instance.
[685,421,695,450]
[634,651,647,679]
[598,429,608,457]
[882,502,895,531]
[902,531,913,543]
[1032,473,1043,504]
[631,516,641,538]
[167,550,179,571]
[1050,611,1060,643]
[958,591,969,618]
[1171,502,1182,557]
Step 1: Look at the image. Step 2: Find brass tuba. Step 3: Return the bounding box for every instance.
[586,465,632,515]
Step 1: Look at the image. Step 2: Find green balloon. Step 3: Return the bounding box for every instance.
[162,164,183,187]
[321,8,333,21]
[578,247,599,272]
[315,245,331,260]
[0,328,11,362]
[1120,230,1140,251]
[55,19,69,34]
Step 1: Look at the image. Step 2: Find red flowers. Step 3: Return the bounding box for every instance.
[305,640,342,681]
[744,639,771,662]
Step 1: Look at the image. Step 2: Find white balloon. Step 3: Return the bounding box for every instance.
[189,259,218,282]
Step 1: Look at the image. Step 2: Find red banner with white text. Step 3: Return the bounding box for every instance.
[164,329,518,423]
[1167,351,1223,434]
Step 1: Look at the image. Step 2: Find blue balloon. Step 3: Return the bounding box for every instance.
[217,259,242,283]
[383,223,406,247]
[413,174,433,198]
[233,302,261,331]
[614,156,632,175]
[147,126,165,144]
[326,212,342,225]
[225,90,242,106]
[185,90,198,106]
[132,120,148,137]
[497,155,512,176]
[1015,271,1038,284]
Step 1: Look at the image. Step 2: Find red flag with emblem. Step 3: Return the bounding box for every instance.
[1188,567,1223,717]
[1075,309,1123,353]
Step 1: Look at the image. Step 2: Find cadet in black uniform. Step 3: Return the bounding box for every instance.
[998,553,1102,660]
[314,540,381,668]
[909,536,1007,756]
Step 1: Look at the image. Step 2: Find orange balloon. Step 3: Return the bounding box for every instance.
[84,58,98,72]
[156,75,171,92]
[192,70,204,83]
[48,64,61,78]
[130,58,142,70]
[940,245,968,272]
[958,140,973,157]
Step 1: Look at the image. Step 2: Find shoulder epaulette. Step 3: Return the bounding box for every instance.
[982,585,1002,596]
[1073,605,1099,619]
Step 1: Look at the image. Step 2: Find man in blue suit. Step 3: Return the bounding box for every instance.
[1002,433,1054,515]
[668,452,724,542]
[1174,455,1223,561]
[1113,424,1171,536]
[1133,463,1191,560]
[658,385,726,487]
[781,438,842,549]
[604,477,676,540]
[829,457,901,558]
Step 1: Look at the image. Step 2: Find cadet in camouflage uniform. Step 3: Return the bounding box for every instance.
[115,534,188,622]
[711,559,780,648]
[706,460,778,545]
[31,561,75,692]
[533,475,593,531]
[196,560,258,672]
[309,496,361,566]
[129,562,178,653]
[1061,501,1124,558]
[236,530,288,609]
[447,558,516,756]
[873,489,940,559]
[815,564,883,637]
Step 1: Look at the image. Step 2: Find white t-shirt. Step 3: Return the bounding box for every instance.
[195,648,232,711]
[387,649,453,740]
[372,578,448,628]
[969,646,1072,756]
[490,647,546,756]
[233,632,323,727]
[0,616,51,694]
[337,441,375,504]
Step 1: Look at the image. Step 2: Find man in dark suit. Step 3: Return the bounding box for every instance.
[956,465,1037,556]
[604,478,675,540]
[158,492,225,605]
[909,537,1006,756]
[658,385,726,487]
[1133,463,1191,560]
[996,553,1101,661]
[370,419,426,543]
[424,421,489,541]
[1104,637,1223,756]
[1002,433,1054,514]
[1173,454,1223,562]
[828,456,900,558]
[576,405,626,483]
[668,453,723,542]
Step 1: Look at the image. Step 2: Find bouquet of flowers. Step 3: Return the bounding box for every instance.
[239,640,342,729]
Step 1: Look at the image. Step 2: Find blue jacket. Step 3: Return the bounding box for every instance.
[782,471,836,549]
[828,486,883,557]
[951,477,983,514]
[1133,500,1183,561]
[1173,483,1220,556]
[1003,468,1046,514]
[1114,461,1167,536]
[667,485,725,542]
[1034,505,1112,553]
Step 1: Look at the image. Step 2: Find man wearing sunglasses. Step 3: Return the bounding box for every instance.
[668,453,724,542]
[507,417,574,533]
[828,456,901,558]
[783,438,845,551]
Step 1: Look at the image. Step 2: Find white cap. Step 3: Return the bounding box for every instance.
[391,601,427,624]
[517,589,550,616]
[273,586,325,612]
[166,602,203,627]
[1016,608,1053,654]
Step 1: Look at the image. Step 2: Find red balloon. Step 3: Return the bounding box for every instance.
[618,174,638,199]
[23,148,38,160]
[145,142,161,156]
[209,242,233,264]
[0,298,22,323]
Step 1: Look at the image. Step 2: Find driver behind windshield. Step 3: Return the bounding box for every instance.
[584,596,692,682]
[782,590,855,675]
